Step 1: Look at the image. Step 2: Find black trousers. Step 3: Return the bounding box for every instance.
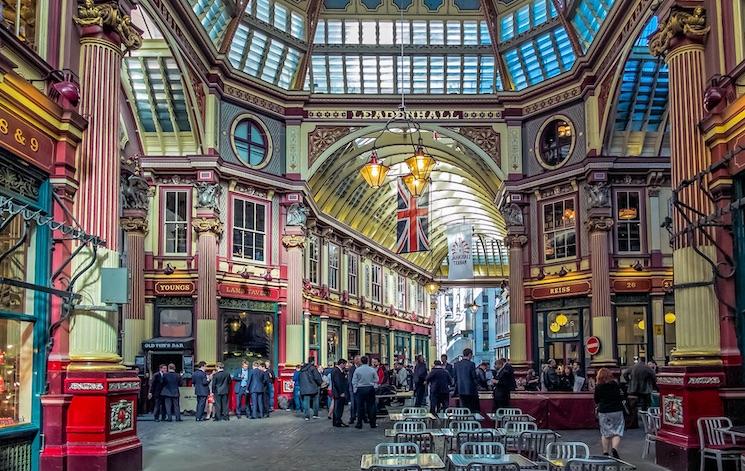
[414,383,426,407]
[153,395,166,420]
[460,394,480,412]
[430,392,449,415]
[214,393,229,420]
[355,387,376,427]
[195,395,207,420]
[164,396,181,420]
[493,393,510,412]
[333,396,346,425]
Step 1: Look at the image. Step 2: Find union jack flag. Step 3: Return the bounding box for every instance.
[396,178,430,254]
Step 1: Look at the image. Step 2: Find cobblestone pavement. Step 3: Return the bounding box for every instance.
[138,410,670,471]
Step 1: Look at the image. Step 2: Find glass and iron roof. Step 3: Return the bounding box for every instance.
[181,0,620,94]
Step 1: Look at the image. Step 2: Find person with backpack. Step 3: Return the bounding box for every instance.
[298,356,323,421]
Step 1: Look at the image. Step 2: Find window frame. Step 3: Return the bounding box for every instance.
[347,252,358,296]
[541,196,578,263]
[614,189,643,254]
[396,273,407,311]
[161,187,191,256]
[230,114,272,169]
[306,234,320,285]
[535,116,575,170]
[229,194,270,264]
[371,264,383,304]
[328,242,340,291]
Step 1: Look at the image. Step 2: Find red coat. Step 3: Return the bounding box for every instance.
[377,367,384,385]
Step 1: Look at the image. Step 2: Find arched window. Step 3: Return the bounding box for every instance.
[233,118,268,167]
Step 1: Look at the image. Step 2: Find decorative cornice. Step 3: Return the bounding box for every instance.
[74,0,143,52]
[120,216,148,234]
[192,217,223,236]
[308,126,359,168]
[282,234,306,249]
[585,217,615,232]
[504,234,529,249]
[649,7,709,57]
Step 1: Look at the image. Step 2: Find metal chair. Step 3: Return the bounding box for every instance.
[394,421,427,433]
[500,413,534,427]
[517,430,558,461]
[564,458,623,471]
[544,442,590,461]
[369,466,423,471]
[374,442,420,457]
[638,411,659,459]
[455,430,500,453]
[447,407,472,416]
[697,416,745,471]
[464,463,520,471]
[502,421,537,451]
[648,406,660,417]
[496,407,522,416]
[395,432,436,453]
[460,441,505,457]
[402,407,428,416]
[450,420,482,432]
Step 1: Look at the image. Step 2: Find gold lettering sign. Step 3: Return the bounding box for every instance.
[0,110,54,171]
[154,281,195,296]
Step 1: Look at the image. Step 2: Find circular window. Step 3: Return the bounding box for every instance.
[232,117,270,168]
[536,117,575,169]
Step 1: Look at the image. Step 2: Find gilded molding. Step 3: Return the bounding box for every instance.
[74,0,143,52]
[282,234,306,248]
[192,217,223,236]
[649,7,709,57]
[120,216,148,234]
[585,217,615,232]
[504,234,528,249]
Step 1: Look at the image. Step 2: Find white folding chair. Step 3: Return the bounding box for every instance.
[545,441,590,461]
[393,421,426,433]
[460,441,505,457]
[374,442,420,457]
[402,407,428,416]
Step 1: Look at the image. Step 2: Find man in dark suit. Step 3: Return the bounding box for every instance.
[413,355,428,407]
[160,363,182,421]
[493,358,516,411]
[331,358,349,427]
[441,354,455,392]
[248,361,267,419]
[453,348,480,412]
[426,360,452,415]
[347,355,360,425]
[148,364,167,421]
[192,361,210,421]
[211,362,231,421]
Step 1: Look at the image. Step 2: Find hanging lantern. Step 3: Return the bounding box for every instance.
[556,313,568,326]
[402,174,428,197]
[405,144,436,181]
[425,281,440,295]
[664,312,676,324]
[359,150,390,188]
[549,322,561,333]
[230,319,241,332]
[467,301,479,314]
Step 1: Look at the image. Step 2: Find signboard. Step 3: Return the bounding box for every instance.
[142,337,194,351]
[585,336,601,356]
[154,280,195,296]
[0,108,55,171]
[612,279,652,292]
[447,224,473,280]
[182,355,194,379]
[531,281,591,300]
[218,283,280,301]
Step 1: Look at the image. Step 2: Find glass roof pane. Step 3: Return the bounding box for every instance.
[570,0,617,52]
[413,56,428,93]
[516,5,531,34]
[430,55,445,93]
[315,20,326,43]
[346,55,362,93]
[379,21,394,44]
[413,20,428,45]
[362,21,377,44]
[345,20,360,44]
[256,0,271,23]
[430,21,445,45]
[290,12,305,40]
[273,4,288,31]
[328,19,343,43]
[447,21,461,45]
[446,55,461,93]
[328,55,345,93]
[397,56,411,93]
[380,56,395,93]
[463,55,478,94]
[500,14,514,42]
[479,21,492,45]
[363,56,378,93]
[463,20,478,46]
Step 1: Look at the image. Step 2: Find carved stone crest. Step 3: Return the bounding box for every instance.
[502,203,523,227]
[584,182,610,209]
[121,175,149,210]
[649,7,709,57]
[74,0,143,52]
[195,183,222,213]
[286,203,308,227]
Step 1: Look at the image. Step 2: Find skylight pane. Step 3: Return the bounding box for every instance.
[516,5,531,34]
[345,20,360,44]
[397,56,411,93]
[413,21,427,45]
[327,20,343,44]
[345,55,362,93]
[314,20,326,43]
[463,21,478,45]
[329,55,345,93]
[395,20,411,45]
[291,12,305,40]
[246,32,267,76]
[446,55,461,93]
[311,56,328,92]
[256,0,271,23]
[430,55,445,93]
[379,21,394,44]
[430,21,444,45]
[463,55,478,93]
[229,24,250,68]
[505,48,527,89]
[261,39,284,82]
[447,21,461,45]
[362,21,377,44]
[532,0,548,26]
[363,56,378,93]
[520,42,543,84]
[500,14,514,42]
[536,32,559,78]
[554,27,575,67]
[273,4,288,31]
[549,0,557,17]
[412,56,428,93]
[380,56,394,93]
[479,21,492,45]
[277,47,300,88]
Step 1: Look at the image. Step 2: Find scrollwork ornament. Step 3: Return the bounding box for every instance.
[192,217,223,236]
[585,217,614,232]
[282,234,306,249]
[504,234,528,249]
[120,216,148,234]
[74,0,143,52]
[649,7,710,57]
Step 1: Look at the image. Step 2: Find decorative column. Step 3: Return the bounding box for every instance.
[360,324,367,356]
[649,8,728,470]
[341,320,349,360]
[193,218,222,366]
[56,3,143,470]
[651,296,666,365]
[320,316,329,365]
[303,312,311,361]
[282,233,305,365]
[503,201,529,373]
[585,216,615,366]
[121,206,148,366]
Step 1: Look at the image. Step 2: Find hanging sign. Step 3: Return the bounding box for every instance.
[154,280,195,296]
[446,224,473,280]
[218,283,280,301]
[531,281,591,299]
[585,336,601,356]
[612,279,652,292]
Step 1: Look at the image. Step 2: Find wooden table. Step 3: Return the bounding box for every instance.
[389,412,438,421]
[447,453,536,469]
[437,412,485,421]
[360,453,446,470]
[537,454,636,471]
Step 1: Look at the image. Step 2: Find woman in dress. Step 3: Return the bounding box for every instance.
[594,368,625,458]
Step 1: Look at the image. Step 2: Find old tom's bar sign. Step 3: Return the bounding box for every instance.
[531,281,591,300]
[219,282,280,301]
[154,280,195,296]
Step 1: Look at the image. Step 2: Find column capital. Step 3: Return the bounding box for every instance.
[120,215,148,234]
[74,0,143,51]
[585,217,614,232]
[192,216,223,237]
[649,6,709,58]
[282,234,306,248]
[504,234,528,248]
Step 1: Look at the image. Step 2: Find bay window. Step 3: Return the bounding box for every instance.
[232,198,266,261]
[543,198,576,261]
[616,191,642,252]
[164,190,189,255]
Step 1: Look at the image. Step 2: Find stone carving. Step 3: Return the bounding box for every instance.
[308,126,358,167]
[457,127,501,167]
[120,216,148,233]
[281,234,305,249]
[584,182,610,209]
[121,175,149,210]
[502,203,523,227]
[649,7,709,57]
[585,217,614,232]
[192,217,223,236]
[74,0,143,52]
[286,203,308,227]
[195,183,221,213]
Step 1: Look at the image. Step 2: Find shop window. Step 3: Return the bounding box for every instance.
[0,319,33,428]
[415,337,428,361]
[397,274,406,310]
[232,118,268,167]
[364,328,388,364]
[616,191,642,252]
[537,118,574,168]
[0,214,36,314]
[328,242,340,290]
[309,318,320,350]
[394,334,409,361]
[0,0,37,49]
[164,190,189,255]
[347,253,358,296]
[327,324,340,364]
[232,198,266,261]
[371,264,382,303]
[306,234,320,284]
[347,328,359,358]
[616,305,647,366]
[543,198,576,261]
[546,310,579,339]
[158,309,193,337]
[222,311,273,369]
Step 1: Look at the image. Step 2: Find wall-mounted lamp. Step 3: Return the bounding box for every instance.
[238,267,251,279]
[163,263,175,275]
[632,260,644,272]
[558,266,568,277]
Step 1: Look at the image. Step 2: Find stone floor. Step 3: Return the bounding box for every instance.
[138,409,669,471]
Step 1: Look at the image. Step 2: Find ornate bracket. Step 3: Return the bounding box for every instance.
[282,234,306,249]
[649,7,710,57]
[585,217,614,232]
[120,216,148,234]
[74,0,143,52]
[192,217,223,237]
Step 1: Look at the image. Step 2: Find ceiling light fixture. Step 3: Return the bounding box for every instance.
[359,150,390,188]
[402,173,428,197]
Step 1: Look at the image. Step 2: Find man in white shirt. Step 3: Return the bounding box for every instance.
[351,356,379,429]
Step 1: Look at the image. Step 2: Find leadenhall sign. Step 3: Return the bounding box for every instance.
[218,283,280,301]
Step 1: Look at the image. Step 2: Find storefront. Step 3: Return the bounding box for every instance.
[326,320,341,364]
[393,332,410,362]
[613,294,650,367]
[532,296,590,368]
[346,324,360,359]
[364,326,389,364]
[143,292,195,376]
[219,297,278,373]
